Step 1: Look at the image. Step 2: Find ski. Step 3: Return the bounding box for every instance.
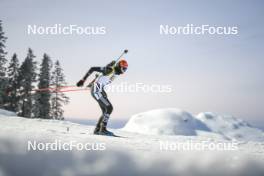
[94,133,126,138]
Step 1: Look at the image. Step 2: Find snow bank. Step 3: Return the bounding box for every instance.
[122,108,210,136]
[0,109,16,117]
[0,109,264,176]
[197,112,264,142]
[123,108,264,141]
[1,141,264,176]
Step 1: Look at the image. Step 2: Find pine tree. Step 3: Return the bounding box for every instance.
[18,48,37,118]
[0,20,8,108]
[51,60,69,120]
[34,54,52,119]
[6,53,20,111]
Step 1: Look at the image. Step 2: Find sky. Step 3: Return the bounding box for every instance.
[0,0,263,125]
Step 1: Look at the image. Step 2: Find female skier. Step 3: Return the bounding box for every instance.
[76,59,128,135]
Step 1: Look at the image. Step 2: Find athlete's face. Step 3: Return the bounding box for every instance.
[121,67,127,73]
[114,65,126,75]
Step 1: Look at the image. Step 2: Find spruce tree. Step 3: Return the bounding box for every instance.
[0,20,8,108]
[51,60,69,120]
[6,53,20,111]
[34,54,52,119]
[18,48,37,118]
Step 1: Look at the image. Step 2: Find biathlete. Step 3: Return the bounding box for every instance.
[77,59,128,135]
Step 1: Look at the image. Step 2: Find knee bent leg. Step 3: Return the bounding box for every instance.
[107,104,113,114]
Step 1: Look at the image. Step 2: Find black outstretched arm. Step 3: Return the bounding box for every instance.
[77,67,103,87]
[82,67,104,81]
[83,60,115,80]
[77,61,116,87]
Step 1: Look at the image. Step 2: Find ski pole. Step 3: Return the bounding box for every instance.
[87,49,128,87]
[55,88,90,93]
[114,49,128,63]
[33,85,77,92]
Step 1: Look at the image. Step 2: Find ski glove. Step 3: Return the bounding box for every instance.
[77,80,85,87]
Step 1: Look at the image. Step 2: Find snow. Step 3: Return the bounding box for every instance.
[122,108,210,136]
[0,108,264,176]
[123,108,264,142]
[0,109,16,117]
[197,112,264,142]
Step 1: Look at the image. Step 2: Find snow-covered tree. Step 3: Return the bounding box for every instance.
[0,20,8,108]
[18,48,37,118]
[33,54,52,119]
[50,60,69,120]
[5,53,20,111]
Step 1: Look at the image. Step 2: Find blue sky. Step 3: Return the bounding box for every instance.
[0,0,263,124]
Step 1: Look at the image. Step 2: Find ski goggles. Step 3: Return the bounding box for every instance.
[121,67,127,73]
